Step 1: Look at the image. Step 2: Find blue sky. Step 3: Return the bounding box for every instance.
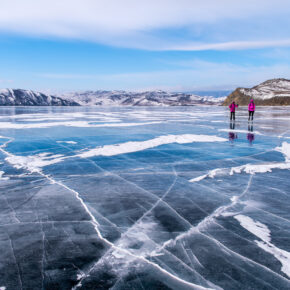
[0,0,290,92]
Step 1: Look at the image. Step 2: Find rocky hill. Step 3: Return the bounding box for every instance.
[223,78,290,106]
[0,89,80,106]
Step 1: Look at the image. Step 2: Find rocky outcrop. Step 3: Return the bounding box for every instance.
[223,78,290,106]
[0,89,80,106]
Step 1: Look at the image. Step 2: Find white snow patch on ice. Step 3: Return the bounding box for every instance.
[208,168,225,178]
[189,174,208,182]
[191,162,290,183]
[235,214,290,278]
[234,215,271,243]
[190,142,290,182]
[190,168,227,182]
[276,142,290,162]
[76,134,227,158]
[6,153,65,173]
[0,171,9,180]
[230,163,290,175]
[57,141,77,144]
[256,241,290,278]
[5,134,227,172]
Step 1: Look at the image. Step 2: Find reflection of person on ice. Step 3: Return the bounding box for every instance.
[247,123,255,145]
[229,101,238,121]
[248,99,255,121]
[229,122,237,142]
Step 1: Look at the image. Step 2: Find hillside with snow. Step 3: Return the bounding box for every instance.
[0,89,79,106]
[0,88,227,106]
[223,78,290,105]
[60,90,226,106]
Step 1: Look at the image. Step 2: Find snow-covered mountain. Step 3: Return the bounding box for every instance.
[0,89,80,106]
[0,88,226,106]
[224,78,290,105]
[60,90,226,106]
[3,80,290,107]
[241,79,290,100]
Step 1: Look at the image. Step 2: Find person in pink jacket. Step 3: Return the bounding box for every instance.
[229,101,238,121]
[248,99,255,121]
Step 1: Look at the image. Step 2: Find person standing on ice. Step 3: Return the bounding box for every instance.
[248,99,255,121]
[229,101,238,121]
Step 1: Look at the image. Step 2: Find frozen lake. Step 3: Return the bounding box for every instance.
[0,106,290,290]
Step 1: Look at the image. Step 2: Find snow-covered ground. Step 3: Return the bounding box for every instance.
[0,106,290,289]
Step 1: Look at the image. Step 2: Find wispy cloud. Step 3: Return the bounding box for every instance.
[162,40,290,51]
[1,0,290,51]
[38,61,290,91]
[0,79,13,84]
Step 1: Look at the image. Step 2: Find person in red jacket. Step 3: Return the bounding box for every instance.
[248,99,255,121]
[229,101,238,121]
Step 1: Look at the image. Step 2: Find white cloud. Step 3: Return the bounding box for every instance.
[0,0,290,50]
[163,40,290,51]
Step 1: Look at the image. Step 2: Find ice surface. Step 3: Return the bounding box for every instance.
[235,215,290,278]
[0,120,161,129]
[0,106,290,289]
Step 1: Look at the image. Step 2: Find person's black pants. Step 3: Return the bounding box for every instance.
[230,112,235,121]
[248,111,254,121]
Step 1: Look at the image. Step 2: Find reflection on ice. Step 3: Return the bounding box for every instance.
[247,124,255,145]
[0,106,290,289]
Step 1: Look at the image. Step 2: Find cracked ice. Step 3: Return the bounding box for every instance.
[0,106,290,289]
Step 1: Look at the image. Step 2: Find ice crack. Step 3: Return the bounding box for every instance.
[158,175,253,252]
[0,136,210,290]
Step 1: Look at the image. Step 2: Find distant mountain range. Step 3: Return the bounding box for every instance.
[0,89,226,106]
[1,79,289,106]
[59,90,226,106]
[223,78,290,106]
